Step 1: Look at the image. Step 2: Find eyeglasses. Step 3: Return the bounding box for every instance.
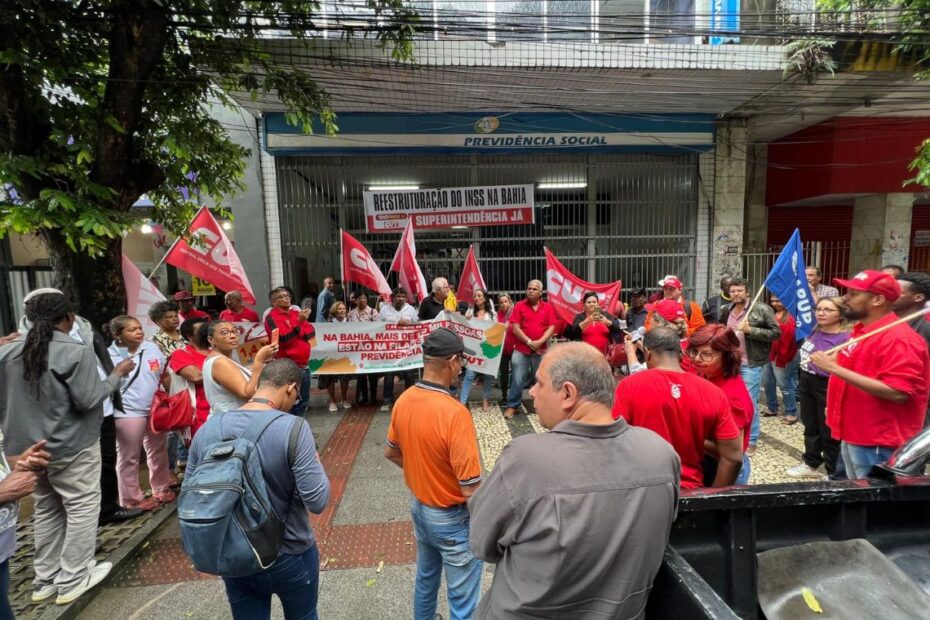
[448,354,466,363]
[688,350,722,362]
[217,329,239,337]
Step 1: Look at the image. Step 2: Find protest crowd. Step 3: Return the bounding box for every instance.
[0,237,928,619]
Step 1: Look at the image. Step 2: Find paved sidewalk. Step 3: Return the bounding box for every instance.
[13,380,810,619]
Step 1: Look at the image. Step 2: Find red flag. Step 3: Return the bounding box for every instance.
[121,253,167,336]
[456,245,487,305]
[164,207,256,304]
[544,247,622,325]
[341,230,392,299]
[389,220,429,303]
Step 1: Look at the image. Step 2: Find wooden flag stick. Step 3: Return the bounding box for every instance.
[800,304,930,369]
[739,283,768,329]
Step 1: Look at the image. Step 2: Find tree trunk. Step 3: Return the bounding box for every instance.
[42,231,127,334]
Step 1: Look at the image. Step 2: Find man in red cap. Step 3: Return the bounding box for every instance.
[643,299,695,373]
[174,291,210,322]
[811,270,930,479]
[646,275,705,336]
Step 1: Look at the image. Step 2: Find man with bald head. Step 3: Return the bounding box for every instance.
[470,343,679,618]
[502,280,558,419]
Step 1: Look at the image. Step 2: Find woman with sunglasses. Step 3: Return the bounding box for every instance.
[688,324,754,484]
[202,321,278,416]
[786,296,851,480]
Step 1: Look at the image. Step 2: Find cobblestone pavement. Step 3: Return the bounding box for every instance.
[29,380,815,618]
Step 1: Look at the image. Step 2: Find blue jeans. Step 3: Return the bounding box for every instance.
[223,544,320,620]
[290,367,311,416]
[741,364,763,446]
[762,356,799,415]
[736,454,752,485]
[459,368,492,405]
[505,350,542,409]
[0,560,12,620]
[841,442,894,480]
[409,499,482,620]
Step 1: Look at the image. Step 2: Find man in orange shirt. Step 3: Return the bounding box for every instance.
[384,328,482,620]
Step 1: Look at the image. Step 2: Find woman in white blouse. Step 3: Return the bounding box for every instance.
[107,315,172,511]
[201,321,277,417]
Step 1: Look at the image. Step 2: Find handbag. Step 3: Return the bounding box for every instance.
[149,359,196,435]
[604,342,627,368]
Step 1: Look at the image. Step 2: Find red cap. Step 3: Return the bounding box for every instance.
[833,270,901,302]
[173,291,194,301]
[647,299,687,323]
[658,275,683,290]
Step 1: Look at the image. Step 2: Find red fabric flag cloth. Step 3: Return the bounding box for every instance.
[544,247,622,325]
[164,207,256,305]
[341,230,392,299]
[121,253,167,335]
[389,220,429,303]
[455,245,487,306]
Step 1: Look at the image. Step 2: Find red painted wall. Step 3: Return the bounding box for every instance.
[767,117,930,206]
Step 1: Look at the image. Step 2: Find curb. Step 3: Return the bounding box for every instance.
[37,503,178,620]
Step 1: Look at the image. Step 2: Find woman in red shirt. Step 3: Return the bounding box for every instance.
[689,324,754,485]
[761,293,800,424]
[565,292,621,355]
[168,317,212,437]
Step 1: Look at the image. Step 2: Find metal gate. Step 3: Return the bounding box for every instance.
[275,152,699,301]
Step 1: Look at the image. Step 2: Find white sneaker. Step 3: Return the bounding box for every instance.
[342,401,351,409]
[379,403,391,412]
[31,584,57,602]
[56,562,112,605]
[328,402,338,412]
[786,463,824,479]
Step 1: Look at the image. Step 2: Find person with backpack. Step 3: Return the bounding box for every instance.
[181,359,330,620]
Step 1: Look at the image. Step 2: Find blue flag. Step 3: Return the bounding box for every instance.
[764,229,816,340]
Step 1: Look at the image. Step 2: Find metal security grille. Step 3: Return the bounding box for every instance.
[275,152,699,302]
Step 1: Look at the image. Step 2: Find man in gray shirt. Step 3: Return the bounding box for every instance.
[469,342,680,619]
[186,359,330,619]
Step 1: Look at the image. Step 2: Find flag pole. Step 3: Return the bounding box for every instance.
[738,283,768,329]
[145,205,206,278]
[148,237,181,277]
[339,228,345,290]
[800,303,930,370]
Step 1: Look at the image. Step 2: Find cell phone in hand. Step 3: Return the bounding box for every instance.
[270,328,280,347]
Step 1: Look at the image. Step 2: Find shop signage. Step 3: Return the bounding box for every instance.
[363,184,534,232]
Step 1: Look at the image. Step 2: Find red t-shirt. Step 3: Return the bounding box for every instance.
[168,345,210,435]
[220,307,259,323]
[712,374,754,452]
[509,300,557,355]
[827,313,930,448]
[770,313,799,367]
[613,369,740,489]
[179,309,210,322]
[265,307,315,366]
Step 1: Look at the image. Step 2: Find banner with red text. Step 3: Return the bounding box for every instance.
[544,247,622,325]
[307,312,504,375]
[164,207,256,304]
[363,184,534,232]
[456,245,487,306]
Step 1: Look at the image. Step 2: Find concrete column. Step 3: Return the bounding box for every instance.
[744,145,768,250]
[711,120,749,284]
[849,193,914,274]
